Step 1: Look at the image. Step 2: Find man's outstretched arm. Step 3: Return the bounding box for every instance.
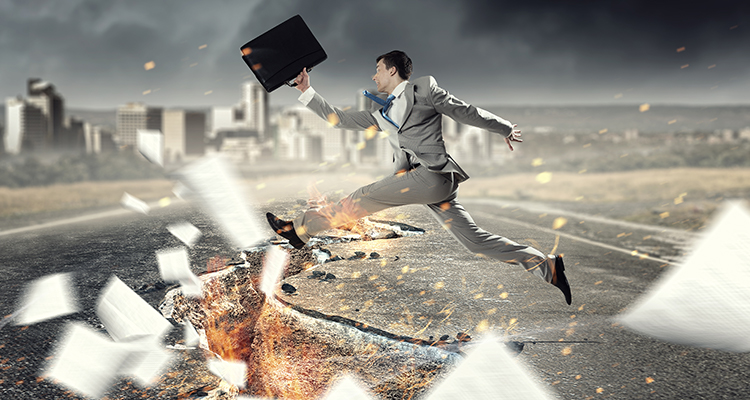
[428,77,522,151]
[293,69,380,131]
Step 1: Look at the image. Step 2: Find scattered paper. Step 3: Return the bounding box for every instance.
[137,129,164,167]
[120,336,173,387]
[260,246,289,298]
[172,181,193,201]
[96,276,172,342]
[168,222,202,247]
[46,322,133,399]
[426,334,554,400]
[176,155,265,249]
[121,192,150,215]
[184,319,200,347]
[619,201,750,352]
[208,359,247,388]
[321,375,375,400]
[156,247,203,297]
[15,273,78,326]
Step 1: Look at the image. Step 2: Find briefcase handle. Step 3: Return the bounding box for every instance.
[285,67,314,88]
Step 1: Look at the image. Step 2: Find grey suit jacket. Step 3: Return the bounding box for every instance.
[304,76,514,183]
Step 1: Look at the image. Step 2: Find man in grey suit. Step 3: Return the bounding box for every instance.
[267,50,572,305]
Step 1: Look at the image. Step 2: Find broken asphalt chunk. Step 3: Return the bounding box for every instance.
[281,283,297,294]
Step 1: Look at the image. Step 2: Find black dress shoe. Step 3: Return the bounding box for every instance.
[552,255,572,305]
[266,212,305,249]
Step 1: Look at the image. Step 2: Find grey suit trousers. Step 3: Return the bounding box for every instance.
[293,167,553,283]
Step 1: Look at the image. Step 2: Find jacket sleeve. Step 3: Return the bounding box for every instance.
[305,89,381,131]
[427,77,513,137]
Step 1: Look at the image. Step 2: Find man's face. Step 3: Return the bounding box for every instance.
[372,60,395,93]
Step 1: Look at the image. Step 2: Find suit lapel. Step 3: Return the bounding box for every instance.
[399,82,415,133]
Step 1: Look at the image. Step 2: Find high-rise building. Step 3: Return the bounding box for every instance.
[116,102,162,148]
[162,109,206,163]
[27,78,64,148]
[241,81,268,137]
[4,96,47,154]
[4,97,25,154]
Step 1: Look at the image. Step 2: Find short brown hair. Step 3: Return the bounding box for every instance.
[376,50,412,80]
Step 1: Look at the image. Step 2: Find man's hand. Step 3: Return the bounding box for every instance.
[504,124,523,151]
[294,68,310,92]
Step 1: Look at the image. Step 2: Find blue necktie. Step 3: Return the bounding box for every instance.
[363,91,400,129]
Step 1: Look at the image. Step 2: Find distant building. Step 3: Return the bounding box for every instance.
[84,124,116,154]
[442,115,459,140]
[456,126,494,165]
[217,129,265,163]
[356,88,391,166]
[241,81,268,137]
[4,96,47,154]
[116,102,162,148]
[210,106,237,137]
[4,97,25,154]
[162,110,206,163]
[624,129,639,141]
[720,129,737,142]
[27,78,64,148]
[62,116,86,151]
[277,105,342,163]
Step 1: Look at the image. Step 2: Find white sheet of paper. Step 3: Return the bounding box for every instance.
[208,359,247,389]
[46,322,133,399]
[176,155,264,249]
[321,375,375,400]
[168,222,202,247]
[15,273,78,326]
[96,276,173,342]
[157,247,203,297]
[426,335,554,400]
[156,247,191,282]
[120,336,173,387]
[184,319,200,347]
[260,246,289,298]
[121,192,150,215]
[619,201,750,352]
[137,129,164,167]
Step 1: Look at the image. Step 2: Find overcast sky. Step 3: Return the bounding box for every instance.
[1,0,748,109]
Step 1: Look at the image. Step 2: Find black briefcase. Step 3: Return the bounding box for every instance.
[240,15,327,93]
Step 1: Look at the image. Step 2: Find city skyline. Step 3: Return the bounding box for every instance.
[1,0,748,110]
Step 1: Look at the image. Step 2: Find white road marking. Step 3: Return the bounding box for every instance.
[463,198,698,238]
[0,198,184,237]
[472,210,677,265]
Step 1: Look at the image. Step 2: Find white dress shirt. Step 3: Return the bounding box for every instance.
[298,80,410,129]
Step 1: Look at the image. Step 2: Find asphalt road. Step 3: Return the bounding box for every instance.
[1,194,749,399]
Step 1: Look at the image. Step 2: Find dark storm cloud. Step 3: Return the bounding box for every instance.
[0,0,260,108]
[456,0,750,76]
[0,0,748,108]
[233,0,750,105]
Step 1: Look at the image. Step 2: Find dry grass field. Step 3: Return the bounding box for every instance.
[1,168,749,230]
[459,168,750,203]
[0,180,175,218]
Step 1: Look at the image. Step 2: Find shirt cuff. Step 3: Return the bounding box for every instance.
[297,87,316,106]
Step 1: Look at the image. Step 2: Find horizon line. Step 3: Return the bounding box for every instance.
[61,102,750,111]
